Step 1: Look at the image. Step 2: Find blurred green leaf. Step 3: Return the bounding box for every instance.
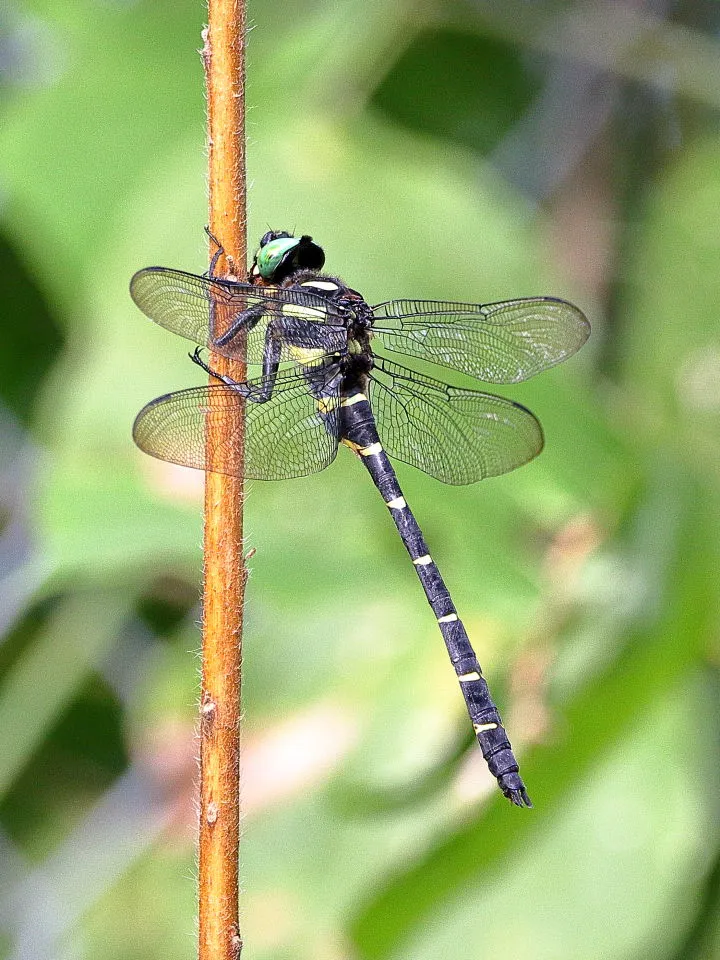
[373,29,537,153]
[0,591,130,801]
[621,134,720,463]
[0,673,127,857]
[0,0,204,292]
[0,230,63,425]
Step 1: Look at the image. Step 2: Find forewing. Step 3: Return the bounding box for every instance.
[133,371,340,480]
[130,267,347,364]
[369,358,543,485]
[372,297,590,383]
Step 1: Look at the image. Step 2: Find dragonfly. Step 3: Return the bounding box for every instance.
[131,230,590,807]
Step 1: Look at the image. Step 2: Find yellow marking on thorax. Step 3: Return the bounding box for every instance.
[287,345,326,365]
[458,671,481,682]
[413,555,432,566]
[386,496,406,510]
[437,613,458,624]
[316,397,338,414]
[281,303,325,320]
[301,280,339,292]
[473,722,498,733]
[341,393,367,407]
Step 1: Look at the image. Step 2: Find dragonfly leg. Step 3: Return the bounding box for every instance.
[212,303,266,352]
[189,347,236,386]
[254,325,282,400]
[190,323,282,403]
[204,226,237,279]
[210,292,341,361]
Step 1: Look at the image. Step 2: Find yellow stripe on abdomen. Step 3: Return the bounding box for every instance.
[340,394,367,407]
[342,439,383,457]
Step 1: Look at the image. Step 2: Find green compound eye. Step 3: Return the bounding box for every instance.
[255,234,325,282]
[256,237,301,280]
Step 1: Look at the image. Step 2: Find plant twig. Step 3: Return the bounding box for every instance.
[198,0,246,957]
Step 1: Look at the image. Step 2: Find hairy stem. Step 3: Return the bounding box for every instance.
[198,1,247,957]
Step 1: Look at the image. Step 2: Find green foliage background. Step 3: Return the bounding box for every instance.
[1,1,719,958]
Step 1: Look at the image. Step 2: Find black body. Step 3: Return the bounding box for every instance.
[131,234,591,806]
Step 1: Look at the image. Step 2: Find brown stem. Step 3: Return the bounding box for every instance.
[198,0,246,958]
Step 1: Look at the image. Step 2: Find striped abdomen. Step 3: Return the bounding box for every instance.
[339,387,531,807]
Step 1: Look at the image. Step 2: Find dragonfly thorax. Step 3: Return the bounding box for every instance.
[286,269,375,340]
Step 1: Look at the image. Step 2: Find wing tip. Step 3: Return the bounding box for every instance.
[129,265,171,306]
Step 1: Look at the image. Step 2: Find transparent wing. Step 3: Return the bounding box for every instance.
[371,297,590,384]
[131,267,348,364]
[369,357,543,485]
[133,369,341,480]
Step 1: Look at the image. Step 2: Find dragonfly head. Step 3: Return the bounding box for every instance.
[253,232,325,283]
